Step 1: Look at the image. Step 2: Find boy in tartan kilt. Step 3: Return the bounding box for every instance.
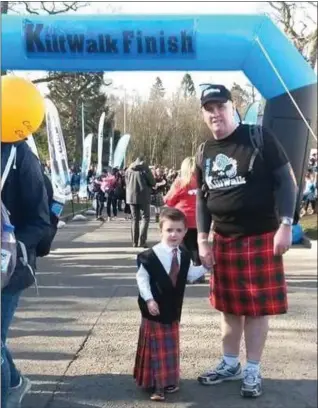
[195,85,297,398]
[134,207,207,402]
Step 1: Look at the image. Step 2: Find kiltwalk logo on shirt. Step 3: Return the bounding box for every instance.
[205,154,246,190]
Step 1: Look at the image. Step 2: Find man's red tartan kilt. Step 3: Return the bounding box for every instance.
[133,318,180,389]
[210,231,288,316]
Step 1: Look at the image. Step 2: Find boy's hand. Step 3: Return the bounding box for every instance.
[147,300,160,316]
[198,241,215,269]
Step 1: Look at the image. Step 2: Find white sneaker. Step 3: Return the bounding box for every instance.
[7,376,32,407]
[240,366,262,398]
[198,359,242,385]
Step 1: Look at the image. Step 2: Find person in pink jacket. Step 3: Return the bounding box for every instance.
[164,157,205,282]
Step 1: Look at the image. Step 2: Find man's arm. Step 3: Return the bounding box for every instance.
[15,145,51,249]
[262,128,297,220]
[262,127,298,255]
[272,163,298,220]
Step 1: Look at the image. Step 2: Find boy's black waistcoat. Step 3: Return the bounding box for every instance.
[137,248,191,324]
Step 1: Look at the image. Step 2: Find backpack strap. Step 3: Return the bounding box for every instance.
[198,141,207,169]
[198,141,210,197]
[248,125,264,173]
[1,145,17,192]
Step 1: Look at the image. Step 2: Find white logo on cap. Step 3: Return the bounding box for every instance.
[209,88,221,93]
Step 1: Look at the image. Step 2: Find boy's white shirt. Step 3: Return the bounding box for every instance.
[136,242,208,302]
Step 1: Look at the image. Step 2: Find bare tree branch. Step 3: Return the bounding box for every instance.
[268,1,283,12]
[306,13,317,25]
[22,1,40,14]
[39,1,90,15]
[32,74,75,84]
[8,1,90,15]
[32,72,113,87]
[267,1,317,66]
[299,21,308,38]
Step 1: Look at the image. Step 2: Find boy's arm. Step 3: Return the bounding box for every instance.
[187,261,209,283]
[136,264,153,301]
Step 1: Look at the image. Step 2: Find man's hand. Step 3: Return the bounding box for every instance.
[198,241,215,269]
[273,224,292,256]
[147,299,160,316]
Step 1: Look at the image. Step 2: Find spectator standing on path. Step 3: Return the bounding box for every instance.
[302,171,317,214]
[114,168,125,212]
[87,165,96,200]
[151,168,167,223]
[126,156,156,248]
[70,165,81,195]
[164,157,205,283]
[94,174,108,221]
[104,168,118,221]
[195,84,297,398]
[1,141,51,408]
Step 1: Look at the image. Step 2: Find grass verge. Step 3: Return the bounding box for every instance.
[300,214,318,241]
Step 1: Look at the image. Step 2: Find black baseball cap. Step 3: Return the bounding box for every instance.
[200,84,232,106]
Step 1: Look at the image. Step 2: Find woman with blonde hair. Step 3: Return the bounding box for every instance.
[164,157,204,280]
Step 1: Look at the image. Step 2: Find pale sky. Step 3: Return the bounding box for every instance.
[8,1,282,99]
[102,1,266,97]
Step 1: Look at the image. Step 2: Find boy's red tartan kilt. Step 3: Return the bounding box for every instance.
[133,318,180,389]
[210,231,288,316]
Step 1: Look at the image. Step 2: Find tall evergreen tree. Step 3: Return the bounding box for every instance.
[47,72,112,163]
[180,73,196,98]
[150,76,165,100]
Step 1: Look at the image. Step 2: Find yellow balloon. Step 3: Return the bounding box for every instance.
[1,76,45,143]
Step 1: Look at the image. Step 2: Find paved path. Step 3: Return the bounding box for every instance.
[7,217,317,408]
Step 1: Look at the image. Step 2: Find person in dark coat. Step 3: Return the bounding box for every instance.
[1,141,51,408]
[125,157,156,247]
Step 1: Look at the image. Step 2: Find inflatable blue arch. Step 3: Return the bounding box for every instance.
[2,14,317,205]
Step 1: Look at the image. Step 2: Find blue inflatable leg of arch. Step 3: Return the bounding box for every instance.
[2,14,317,209]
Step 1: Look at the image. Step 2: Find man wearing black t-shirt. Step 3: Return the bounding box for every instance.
[195,85,297,398]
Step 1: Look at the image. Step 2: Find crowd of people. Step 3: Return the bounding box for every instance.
[68,164,179,223]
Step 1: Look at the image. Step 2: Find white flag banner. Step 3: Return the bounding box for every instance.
[113,133,131,169]
[26,135,39,159]
[45,98,72,202]
[96,112,105,176]
[79,133,93,199]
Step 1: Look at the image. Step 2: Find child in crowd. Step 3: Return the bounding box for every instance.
[133,207,207,401]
